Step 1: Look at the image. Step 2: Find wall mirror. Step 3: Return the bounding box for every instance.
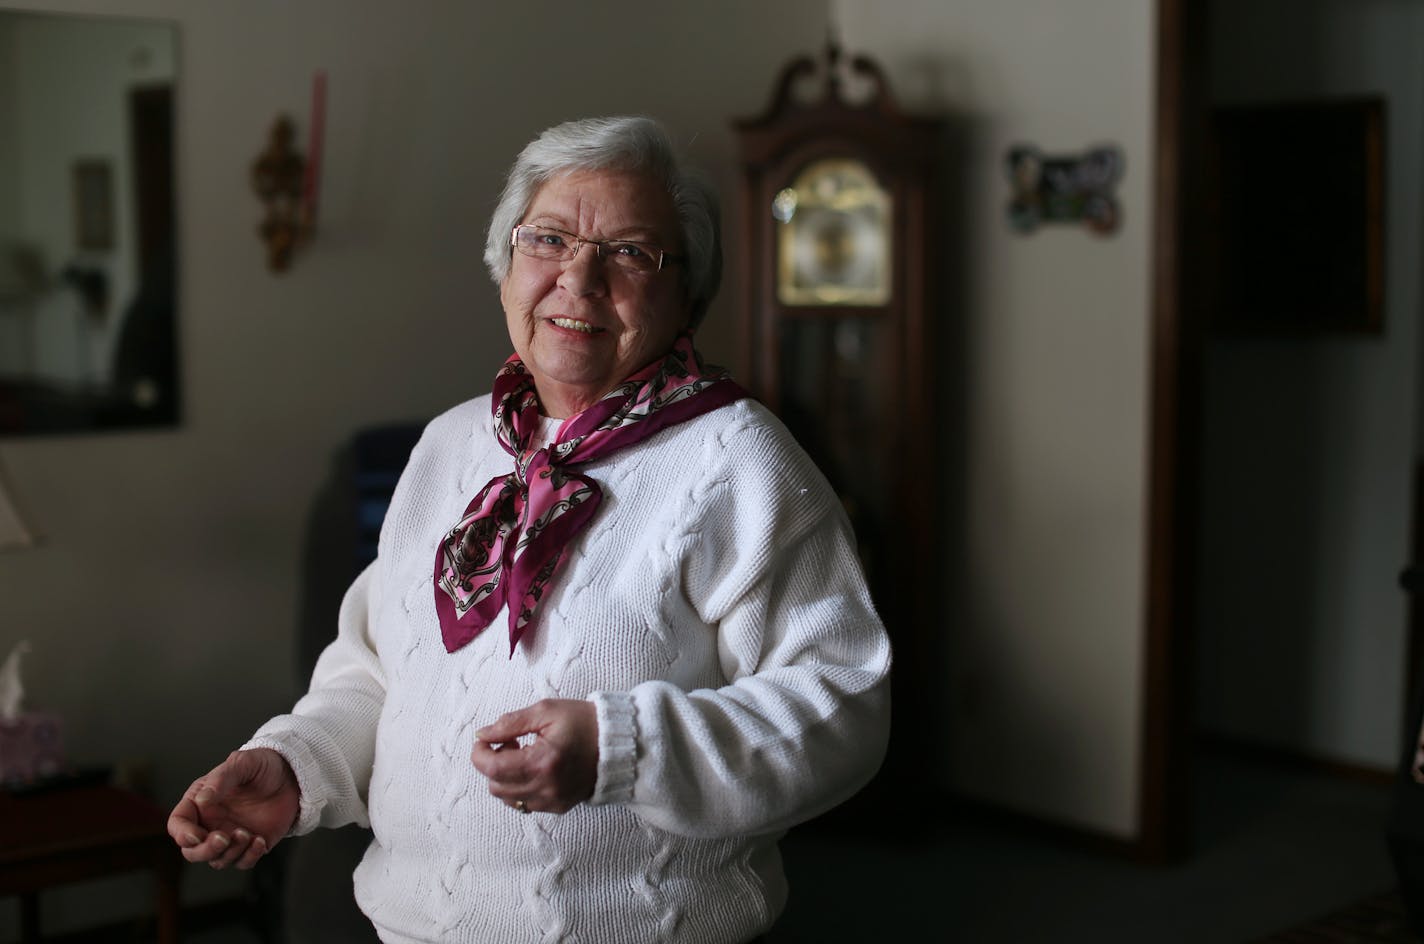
[0,10,178,435]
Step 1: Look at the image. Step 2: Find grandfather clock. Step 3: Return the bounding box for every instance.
[734,44,941,783]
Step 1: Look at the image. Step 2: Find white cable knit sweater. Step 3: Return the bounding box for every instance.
[245,395,891,944]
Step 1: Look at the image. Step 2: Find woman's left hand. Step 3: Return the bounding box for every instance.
[471,698,599,814]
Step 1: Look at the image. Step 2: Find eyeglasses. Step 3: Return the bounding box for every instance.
[510,224,683,274]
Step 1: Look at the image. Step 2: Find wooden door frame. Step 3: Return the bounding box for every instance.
[1138,0,1208,864]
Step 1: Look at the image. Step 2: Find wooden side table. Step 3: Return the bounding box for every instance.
[0,782,181,943]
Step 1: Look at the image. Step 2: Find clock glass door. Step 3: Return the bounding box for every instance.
[777,315,893,588]
[774,158,892,306]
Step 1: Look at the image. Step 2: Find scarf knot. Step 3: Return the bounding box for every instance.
[433,334,746,655]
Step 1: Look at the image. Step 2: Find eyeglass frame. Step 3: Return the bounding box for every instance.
[509,224,685,273]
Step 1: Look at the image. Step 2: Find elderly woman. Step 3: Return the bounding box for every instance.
[168,115,890,944]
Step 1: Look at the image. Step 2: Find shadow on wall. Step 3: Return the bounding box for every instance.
[1194,341,1335,749]
[926,113,976,788]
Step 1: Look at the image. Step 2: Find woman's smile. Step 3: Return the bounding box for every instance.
[548,316,602,335]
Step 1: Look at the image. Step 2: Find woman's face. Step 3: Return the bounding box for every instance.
[500,169,689,418]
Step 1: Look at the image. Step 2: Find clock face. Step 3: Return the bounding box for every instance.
[775,158,892,306]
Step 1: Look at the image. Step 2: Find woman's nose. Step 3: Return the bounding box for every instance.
[556,242,607,296]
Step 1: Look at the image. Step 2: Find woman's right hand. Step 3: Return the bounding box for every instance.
[167,747,300,870]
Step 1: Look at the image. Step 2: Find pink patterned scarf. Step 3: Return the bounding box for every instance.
[434,333,746,654]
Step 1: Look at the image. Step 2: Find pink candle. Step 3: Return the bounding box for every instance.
[303,70,327,227]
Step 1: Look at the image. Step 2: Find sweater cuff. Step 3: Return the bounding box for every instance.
[589,691,637,806]
[242,724,324,837]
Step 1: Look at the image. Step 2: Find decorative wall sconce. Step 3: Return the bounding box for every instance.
[252,71,326,272]
[1005,143,1124,235]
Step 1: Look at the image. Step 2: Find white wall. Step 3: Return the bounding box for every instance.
[0,0,828,930]
[1195,0,1423,769]
[835,0,1157,837]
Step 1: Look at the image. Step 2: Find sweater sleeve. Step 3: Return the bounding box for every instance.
[587,416,892,839]
[242,561,388,835]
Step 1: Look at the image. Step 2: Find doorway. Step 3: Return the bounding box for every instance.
[1145,0,1421,863]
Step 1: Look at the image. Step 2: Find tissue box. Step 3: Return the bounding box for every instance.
[0,712,64,785]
